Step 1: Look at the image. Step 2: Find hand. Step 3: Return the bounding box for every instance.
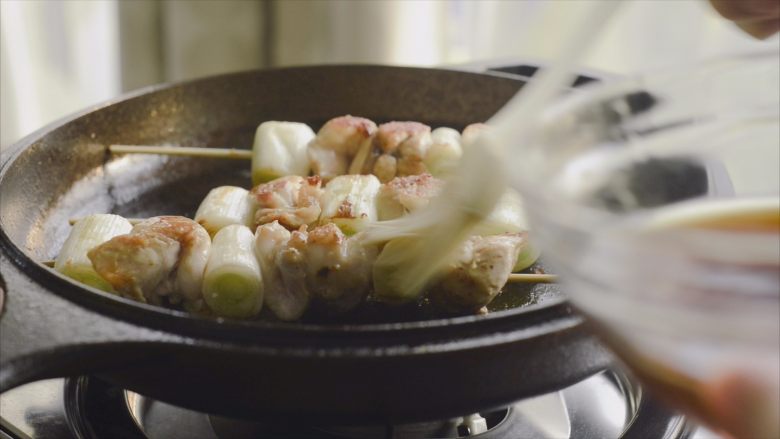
[710,0,780,39]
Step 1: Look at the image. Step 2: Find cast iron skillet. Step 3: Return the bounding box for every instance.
[0,65,612,424]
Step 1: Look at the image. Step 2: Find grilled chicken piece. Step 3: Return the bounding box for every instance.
[309,115,377,181]
[273,223,378,319]
[254,221,306,321]
[251,175,323,230]
[424,127,463,177]
[88,216,211,305]
[371,154,397,182]
[376,173,445,220]
[274,227,312,321]
[369,121,433,183]
[428,233,526,311]
[375,121,431,156]
[304,223,377,312]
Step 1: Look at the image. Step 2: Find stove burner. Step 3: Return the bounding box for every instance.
[208,410,504,439]
[58,370,693,439]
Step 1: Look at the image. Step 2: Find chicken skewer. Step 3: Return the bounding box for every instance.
[50,150,549,316]
[45,203,545,323]
[67,170,541,267]
[61,170,546,275]
[48,221,532,319]
[106,115,471,185]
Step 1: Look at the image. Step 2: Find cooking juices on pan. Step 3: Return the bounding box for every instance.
[50,115,545,323]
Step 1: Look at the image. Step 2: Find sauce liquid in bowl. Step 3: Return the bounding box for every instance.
[596,197,780,438]
[647,197,780,233]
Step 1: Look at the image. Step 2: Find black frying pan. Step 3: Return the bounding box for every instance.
[0,65,612,424]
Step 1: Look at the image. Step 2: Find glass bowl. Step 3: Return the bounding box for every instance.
[512,51,779,438]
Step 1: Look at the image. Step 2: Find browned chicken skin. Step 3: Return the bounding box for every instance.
[251,175,323,230]
[270,223,378,319]
[308,115,377,181]
[377,173,445,220]
[369,121,433,183]
[428,233,526,311]
[88,216,211,305]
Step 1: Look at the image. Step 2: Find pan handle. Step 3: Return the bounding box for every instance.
[0,252,177,392]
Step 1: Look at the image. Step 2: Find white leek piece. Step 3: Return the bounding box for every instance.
[194,186,256,236]
[471,189,539,270]
[474,190,530,236]
[202,225,263,318]
[54,214,133,292]
[372,237,427,303]
[252,121,315,185]
[514,243,541,272]
[460,123,489,148]
[423,127,462,177]
[319,174,381,235]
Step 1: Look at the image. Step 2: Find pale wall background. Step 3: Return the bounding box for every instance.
[1,0,778,150]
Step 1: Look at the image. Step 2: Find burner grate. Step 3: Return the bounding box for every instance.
[53,369,693,439]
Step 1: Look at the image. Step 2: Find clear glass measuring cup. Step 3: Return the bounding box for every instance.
[512,51,779,438]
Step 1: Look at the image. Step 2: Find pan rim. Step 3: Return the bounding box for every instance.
[0,64,521,171]
[0,64,572,343]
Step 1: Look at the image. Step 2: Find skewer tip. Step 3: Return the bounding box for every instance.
[507,273,557,283]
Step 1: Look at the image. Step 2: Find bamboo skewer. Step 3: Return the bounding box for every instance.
[508,273,557,283]
[40,259,554,283]
[68,217,145,226]
[109,144,252,160]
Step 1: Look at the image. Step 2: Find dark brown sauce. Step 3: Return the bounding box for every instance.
[589,320,778,439]
[678,209,779,232]
[655,200,779,233]
[590,200,780,438]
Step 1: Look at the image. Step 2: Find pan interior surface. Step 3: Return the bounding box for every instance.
[0,65,563,329]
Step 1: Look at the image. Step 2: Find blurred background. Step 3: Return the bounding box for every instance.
[1,0,778,150]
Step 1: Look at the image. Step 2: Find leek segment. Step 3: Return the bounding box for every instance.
[202,225,263,318]
[474,190,529,235]
[472,189,539,270]
[513,243,540,272]
[252,121,315,185]
[423,127,462,177]
[194,186,256,236]
[54,214,133,292]
[473,189,540,270]
[319,174,381,235]
[372,237,430,303]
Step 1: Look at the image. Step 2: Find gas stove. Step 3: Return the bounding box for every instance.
[2,368,714,439]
